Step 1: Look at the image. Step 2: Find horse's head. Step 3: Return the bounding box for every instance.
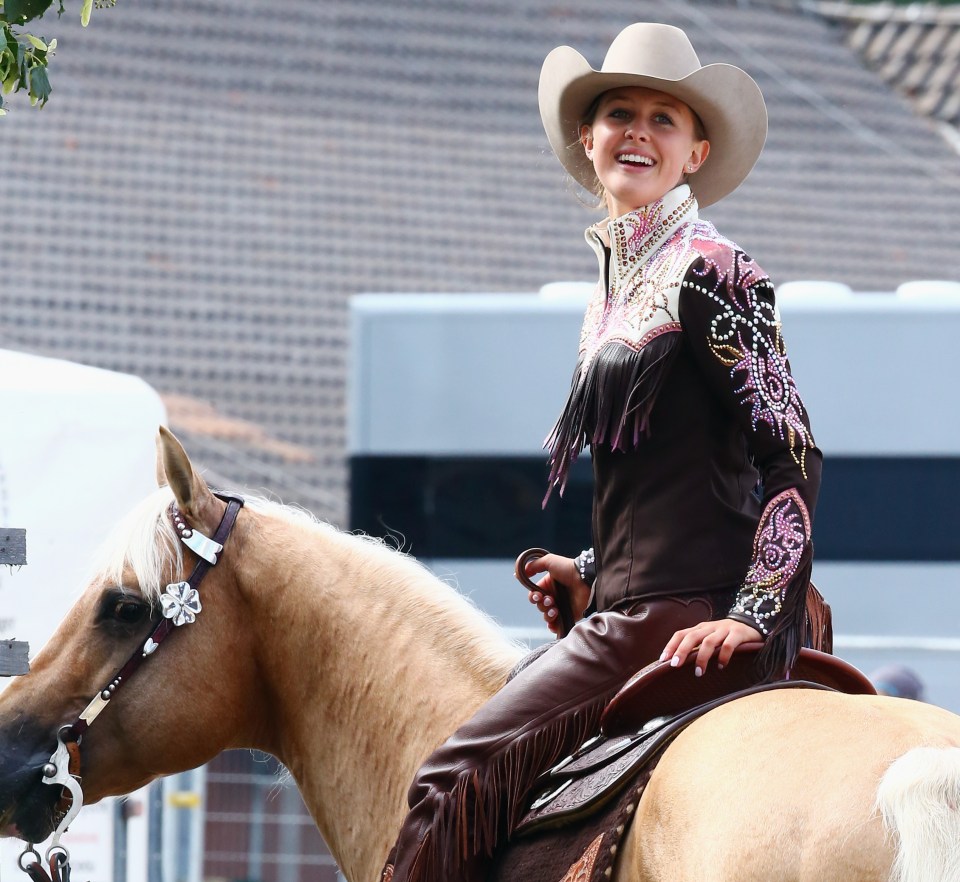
[0,428,263,844]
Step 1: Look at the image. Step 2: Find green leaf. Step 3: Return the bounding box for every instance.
[4,0,54,25]
[28,61,48,103]
[80,0,91,26]
[25,33,45,50]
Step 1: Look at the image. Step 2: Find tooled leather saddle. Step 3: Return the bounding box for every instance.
[490,645,874,882]
[525,644,872,829]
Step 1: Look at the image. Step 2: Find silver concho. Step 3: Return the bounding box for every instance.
[160,581,202,626]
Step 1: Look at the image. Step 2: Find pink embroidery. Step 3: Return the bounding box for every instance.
[631,321,682,350]
[578,197,696,367]
[732,489,811,635]
[623,201,666,257]
[690,250,814,478]
[693,235,767,296]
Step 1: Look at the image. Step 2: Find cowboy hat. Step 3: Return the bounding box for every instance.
[539,23,767,208]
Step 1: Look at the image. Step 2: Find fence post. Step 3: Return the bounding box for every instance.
[148,781,165,882]
[0,528,29,677]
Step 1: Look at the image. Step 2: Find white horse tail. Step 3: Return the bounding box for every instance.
[875,746,960,882]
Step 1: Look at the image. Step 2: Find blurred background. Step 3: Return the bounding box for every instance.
[2,0,960,879]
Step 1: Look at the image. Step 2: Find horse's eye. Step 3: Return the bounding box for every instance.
[97,589,151,631]
[112,600,147,625]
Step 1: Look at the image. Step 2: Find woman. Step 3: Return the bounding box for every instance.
[382,22,823,882]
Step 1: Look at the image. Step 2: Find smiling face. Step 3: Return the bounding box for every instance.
[580,86,710,219]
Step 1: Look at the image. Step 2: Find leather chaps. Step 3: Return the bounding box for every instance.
[383,588,734,882]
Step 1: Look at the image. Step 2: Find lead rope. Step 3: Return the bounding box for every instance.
[17,495,244,881]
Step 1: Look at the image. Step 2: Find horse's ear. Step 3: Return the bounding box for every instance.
[156,426,219,525]
[155,429,170,488]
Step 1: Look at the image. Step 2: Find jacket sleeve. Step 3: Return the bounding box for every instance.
[678,244,823,672]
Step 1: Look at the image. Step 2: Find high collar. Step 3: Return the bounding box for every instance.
[585,186,699,294]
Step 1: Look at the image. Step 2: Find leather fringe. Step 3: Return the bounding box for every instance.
[755,548,815,682]
[544,334,681,502]
[406,702,607,882]
[804,580,833,655]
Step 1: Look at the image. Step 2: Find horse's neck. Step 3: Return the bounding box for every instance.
[241,521,523,882]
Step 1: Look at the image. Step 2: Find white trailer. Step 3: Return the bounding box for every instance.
[0,349,165,882]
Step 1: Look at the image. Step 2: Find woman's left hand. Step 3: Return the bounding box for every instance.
[659,618,763,677]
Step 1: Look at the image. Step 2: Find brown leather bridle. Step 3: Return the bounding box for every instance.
[19,493,244,881]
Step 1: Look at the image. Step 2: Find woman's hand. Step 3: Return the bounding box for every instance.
[524,554,591,635]
[659,618,763,676]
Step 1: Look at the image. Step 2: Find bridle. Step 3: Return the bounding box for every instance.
[18,493,244,882]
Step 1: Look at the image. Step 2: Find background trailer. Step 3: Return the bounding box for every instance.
[350,283,960,712]
[0,349,166,882]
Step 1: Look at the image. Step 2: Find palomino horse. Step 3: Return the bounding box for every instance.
[1,428,960,882]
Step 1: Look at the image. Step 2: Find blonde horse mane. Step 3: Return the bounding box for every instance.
[86,486,183,601]
[86,486,525,692]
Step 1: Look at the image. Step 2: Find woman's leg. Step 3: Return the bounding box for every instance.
[385,592,725,882]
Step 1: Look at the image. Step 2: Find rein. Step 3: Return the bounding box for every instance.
[18,493,244,881]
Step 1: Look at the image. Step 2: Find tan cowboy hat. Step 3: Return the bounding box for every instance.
[539,23,767,208]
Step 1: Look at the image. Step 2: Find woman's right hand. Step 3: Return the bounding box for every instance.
[523,553,591,635]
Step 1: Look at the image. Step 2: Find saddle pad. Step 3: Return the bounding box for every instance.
[489,767,652,882]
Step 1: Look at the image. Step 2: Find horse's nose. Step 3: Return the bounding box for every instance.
[0,721,66,845]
